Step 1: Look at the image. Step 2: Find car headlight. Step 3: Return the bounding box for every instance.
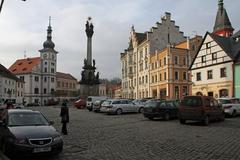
[53,135,63,142]
[15,138,28,144]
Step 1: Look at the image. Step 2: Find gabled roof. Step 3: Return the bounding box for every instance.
[56,72,77,81]
[190,32,240,69]
[0,64,19,81]
[9,57,41,74]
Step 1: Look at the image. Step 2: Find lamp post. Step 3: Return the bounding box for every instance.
[0,0,26,14]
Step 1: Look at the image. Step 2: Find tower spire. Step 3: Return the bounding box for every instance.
[213,0,234,37]
[42,16,55,49]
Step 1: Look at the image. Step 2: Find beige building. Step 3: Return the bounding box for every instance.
[56,72,78,100]
[150,36,202,99]
[121,12,187,99]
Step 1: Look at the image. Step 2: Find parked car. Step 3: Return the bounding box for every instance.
[74,99,86,109]
[86,96,107,111]
[218,98,240,117]
[178,96,225,125]
[92,100,106,112]
[47,99,59,106]
[143,100,179,120]
[100,99,144,115]
[27,102,40,107]
[0,109,63,158]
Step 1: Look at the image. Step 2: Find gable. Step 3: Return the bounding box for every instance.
[190,33,233,70]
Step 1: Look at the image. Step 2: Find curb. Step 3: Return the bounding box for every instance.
[0,151,9,160]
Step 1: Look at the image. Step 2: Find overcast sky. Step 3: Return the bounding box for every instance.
[0,0,239,80]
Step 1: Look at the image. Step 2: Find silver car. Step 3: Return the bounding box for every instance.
[218,98,240,117]
[100,99,143,115]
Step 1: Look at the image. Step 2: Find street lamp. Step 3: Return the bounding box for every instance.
[0,0,26,14]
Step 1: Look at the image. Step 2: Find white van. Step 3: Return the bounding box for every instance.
[86,96,107,111]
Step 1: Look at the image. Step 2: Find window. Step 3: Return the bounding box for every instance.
[34,88,39,94]
[44,77,47,82]
[183,86,188,96]
[159,60,161,67]
[175,72,179,80]
[174,56,178,65]
[196,72,201,81]
[44,88,47,94]
[164,57,166,66]
[51,68,55,73]
[51,78,54,82]
[212,52,217,60]
[160,74,162,81]
[145,75,148,83]
[139,77,141,85]
[164,72,167,80]
[202,56,206,63]
[220,68,227,78]
[35,76,39,82]
[152,76,154,83]
[206,42,211,49]
[183,57,186,66]
[207,70,213,79]
[45,61,47,65]
[183,72,187,80]
[57,81,60,87]
[20,76,24,81]
[155,75,157,82]
[142,76,144,84]
[44,68,47,72]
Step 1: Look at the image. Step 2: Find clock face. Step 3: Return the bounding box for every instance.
[43,54,47,59]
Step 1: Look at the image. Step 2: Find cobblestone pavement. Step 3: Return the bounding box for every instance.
[4,106,240,160]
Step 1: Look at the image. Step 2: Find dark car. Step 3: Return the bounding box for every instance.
[178,96,225,125]
[143,100,179,120]
[0,109,63,158]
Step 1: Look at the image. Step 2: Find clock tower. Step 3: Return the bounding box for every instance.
[39,17,58,105]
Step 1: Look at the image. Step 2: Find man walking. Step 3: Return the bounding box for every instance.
[60,102,69,135]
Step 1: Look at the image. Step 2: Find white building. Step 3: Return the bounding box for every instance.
[0,64,24,104]
[9,20,58,106]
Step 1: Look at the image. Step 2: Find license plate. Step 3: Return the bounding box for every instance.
[33,147,51,153]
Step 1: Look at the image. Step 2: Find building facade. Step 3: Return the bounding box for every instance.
[9,20,58,106]
[190,0,240,98]
[56,72,78,101]
[149,36,202,99]
[121,12,187,99]
[0,64,24,104]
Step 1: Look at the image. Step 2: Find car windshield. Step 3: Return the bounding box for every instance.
[8,112,49,127]
[181,97,202,107]
[87,97,92,101]
[219,99,232,104]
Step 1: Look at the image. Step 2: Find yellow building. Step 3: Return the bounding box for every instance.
[150,36,202,99]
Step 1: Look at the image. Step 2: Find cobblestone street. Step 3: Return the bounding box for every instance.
[4,106,240,160]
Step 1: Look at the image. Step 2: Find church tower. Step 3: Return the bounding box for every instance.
[213,0,234,37]
[39,17,58,105]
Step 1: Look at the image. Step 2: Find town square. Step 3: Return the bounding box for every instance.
[0,0,240,160]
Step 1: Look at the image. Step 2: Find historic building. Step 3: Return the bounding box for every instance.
[9,19,58,105]
[149,36,202,99]
[190,0,240,98]
[121,12,187,99]
[56,72,78,101]
[0,64,24,104]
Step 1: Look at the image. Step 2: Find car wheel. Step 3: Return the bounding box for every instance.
[116,109,122,115]
[180,119,186,124]
[164,112,170,121]
[139,107,144,113]
[204,116,209,126]
[232,110,237,117]
[148,117,154,120]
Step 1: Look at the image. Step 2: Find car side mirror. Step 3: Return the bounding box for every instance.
[49,121,54,125]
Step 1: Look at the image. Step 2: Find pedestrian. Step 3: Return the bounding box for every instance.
[60,101,69,135]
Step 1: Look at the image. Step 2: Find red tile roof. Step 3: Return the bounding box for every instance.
[9,57,41,74]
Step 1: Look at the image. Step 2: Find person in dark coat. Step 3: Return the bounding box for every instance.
[60,102,69,135]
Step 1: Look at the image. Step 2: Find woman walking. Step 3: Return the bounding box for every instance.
[60,102,69,135]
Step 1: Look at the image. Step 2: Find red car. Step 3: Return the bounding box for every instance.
[74,99,86,109]
[178,96,225,125]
